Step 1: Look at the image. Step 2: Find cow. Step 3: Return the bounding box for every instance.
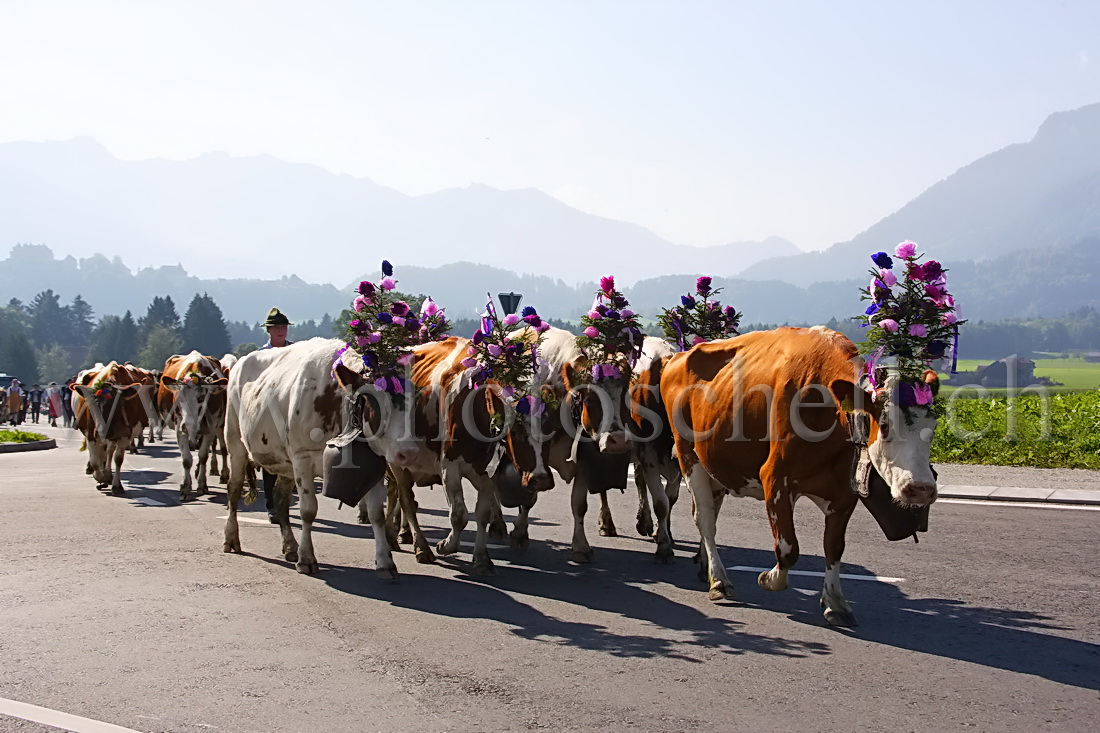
[159,352,228,501]
[660,326,940,626]
[124,363,160,450]
[71,361,151,496]
[224,338,409,577]
[515,326,637,563]
[375,337,555,575]
[628,335,682,563]
[207,353,239,482]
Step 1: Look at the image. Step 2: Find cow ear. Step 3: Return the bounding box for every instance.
[73,385,94,400]
[561,363,580,392]
[212,377,228,387]
[831,378,878,414]
[333,363,365,395]
[118,384,142,399]
[161,375,182,391]
[923,369,940,398]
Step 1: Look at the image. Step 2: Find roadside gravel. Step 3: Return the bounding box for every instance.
[936,463,1100,491]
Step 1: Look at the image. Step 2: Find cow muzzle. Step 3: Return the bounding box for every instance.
[599,431,630,454]
[522,471,555,492]
[897,481,937,507]
[389,446,419,468]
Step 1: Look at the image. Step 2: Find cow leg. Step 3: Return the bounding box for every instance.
[382,481,405,549]
[665,465,682,545]
[471,479,498,576]
[218,437,229,483]
[291,455,319,574]
[758,471,799,593]
[208,442,220,477]
[570,473,593,563]
[273,475,299,563]
[222,420,250,554]
[194,432,215,496]
[510,504,532,550]
[820,492,858,627]
[640,463,674,564]
[487,499,508,541]
[685,462,731,600]
[395,474,435,564]
[361,480,397,578]
[634,460,655,538]
[598,491,617,537]
[177,430,194,501]
[437,468,468,556]
[109,440,126,496]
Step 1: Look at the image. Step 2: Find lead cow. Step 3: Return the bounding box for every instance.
[72,361,150,496]
[661,326,939,626]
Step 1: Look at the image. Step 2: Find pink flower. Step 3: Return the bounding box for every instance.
[599,276,615,295]
[908,324,928,338]
[942,312,958,326]
[373,378,389,392]
[620,309,635,318]
[367,332,381,343]
[356,335,370,348]
[380,277,396,290]
[895,241,918,259]
[692,336,706,346]
[353,295,369,312]
[587,309,602,320]
[907,262,927,282]
[925,283,949,305]
[536,322,550,333]
[421,297,439,317]
[879,319,899,333]
[501,386,515,399]
[467,346,476,355]
[461,358,478,368]
[396,353,413,366]
[391,316,406,327]
[503,314,520,326]
[584,326,600,338]
[487,344,503,357]
[880,270,897,287]
[913,383,934,406]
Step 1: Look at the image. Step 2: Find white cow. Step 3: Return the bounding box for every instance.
[223,338,413,577]
[159,352,228,501]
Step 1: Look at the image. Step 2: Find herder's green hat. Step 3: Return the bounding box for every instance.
[264,307,291,327]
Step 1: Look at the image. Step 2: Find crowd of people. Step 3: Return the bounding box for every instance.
[1,378,75,428]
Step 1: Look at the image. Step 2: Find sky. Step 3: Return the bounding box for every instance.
[1,0,1098,253]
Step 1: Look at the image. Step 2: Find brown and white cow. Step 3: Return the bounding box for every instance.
[352,337,555,575]
[124,363,160,450]
[661,326,939,626]
[225,338,406,577]
[207,353,239,481]
[72,361,151,496]
[518,325,637,563]
[159,352,228,501]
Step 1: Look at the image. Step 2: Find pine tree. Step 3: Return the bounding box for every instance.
[69,295,96,347]
[29,289,67,347]
[181,293,231,356]
[138,324,183,370]
[0,332,40,383]
[141,295,182,336]
[86,312,140,365]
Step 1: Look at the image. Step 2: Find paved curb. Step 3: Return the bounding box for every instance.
[0,438,57,454]
[939,484,1100,506]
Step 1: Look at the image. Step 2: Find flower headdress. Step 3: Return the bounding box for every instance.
[657,276,741,350]
[337,260,450,395]
[462,295,550,416]
[859,241,963,404]
[576,275,644,383]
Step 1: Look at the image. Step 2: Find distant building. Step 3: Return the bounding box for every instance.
[1083,352,1100,364]
[946,355,1046,388]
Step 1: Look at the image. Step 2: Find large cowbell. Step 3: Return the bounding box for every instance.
[322,433,388,507]
[859,466,931,542]
[493,460,540,509]
[576,438,631,495]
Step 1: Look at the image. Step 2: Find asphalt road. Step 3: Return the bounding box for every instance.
[2,426,1099,732]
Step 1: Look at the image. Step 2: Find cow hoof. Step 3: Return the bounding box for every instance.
[436,538,459,556]
[654,548,675,565]
[220,472,229,483]
[757,569,788,592]
[824,607,858,627]
[86,465,94,475]
[111,486,124,497]
[196,487,208,497]
[571,549,593,563]
[222,540,242,554]
[414,547,437,564]
[398,529,414,545]
[708,581,733,601]
[296,558,320,574]
[473,558,497,576]
[376,564,398,580]
[509,530,529,550]
[357,512,369,525]
[96,482,109,490]
[636,516,654,538]
[284,549,299,563]
[488,520,508,541]
[599,525,617,538]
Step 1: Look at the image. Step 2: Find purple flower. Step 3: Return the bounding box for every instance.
[865,303,879,316]
[524,314,542,327]
[367,332,381,343]
[421,297,439,317]
[871,252,893,269]
[503,313,520,326]
[620,308,634,318]
[461,357,478,369]
[362,351,378,368]
[390,377,405,395]
[380,277,396,291]
[391,301,409,316]
[925,283,948,304]
[921,260,944,282]
[405,316,420,330]
[908,324,928,338]
[895,241,918,259]
[925,340,948,358]
[377,312,393,324]
[907,262,927,282]
[605,310,621,320]
[487,344,503,357]
[381,260,393,277]
[879,319,899,333]
[521,306,537,317]
[880,269,898,287]
[472,330,485,345]
[692,335,706,346]
[536,322,550,333]
[349,319,361,329]
[587,309,602,320]
[397,353,413,366]
[392,316,406,327]
[373,377,389,392]
[358,280,376,296]
[680,295,697,308]
[696,276,713,295]
[354,295,369,312]
[724,306,737,318]
[942,312,958,326]
[584,326,600,338]
[600,276,615,295]
[355,335,370,348]
[612,296,628,309]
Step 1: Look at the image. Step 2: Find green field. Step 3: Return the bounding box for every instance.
[942,355,1100,391]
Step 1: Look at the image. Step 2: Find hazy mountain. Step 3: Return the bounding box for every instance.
[739,103,1100,286]
[0,137,793,285]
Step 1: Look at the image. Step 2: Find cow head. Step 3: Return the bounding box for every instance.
[161,371,228,450]
[333,363,420,468]
[841,368,940,507]
[500,386,556,492]
[562,363,631,454]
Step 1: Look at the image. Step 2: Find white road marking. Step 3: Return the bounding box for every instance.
[132,497,167,507]
[727,566,904,583]
[0,696,142,733]
[939,498,1100,511]
[216,515,274,525]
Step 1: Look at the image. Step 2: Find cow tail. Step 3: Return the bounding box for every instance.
[79,437,87,452]
[243,462,258,505]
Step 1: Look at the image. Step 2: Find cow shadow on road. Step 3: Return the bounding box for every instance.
[316,539,831,663]
[721,546,1100,690]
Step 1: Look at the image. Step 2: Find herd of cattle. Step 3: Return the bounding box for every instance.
[69,325,941,626]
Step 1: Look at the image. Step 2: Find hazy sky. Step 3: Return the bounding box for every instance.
[1,0,1098,252]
